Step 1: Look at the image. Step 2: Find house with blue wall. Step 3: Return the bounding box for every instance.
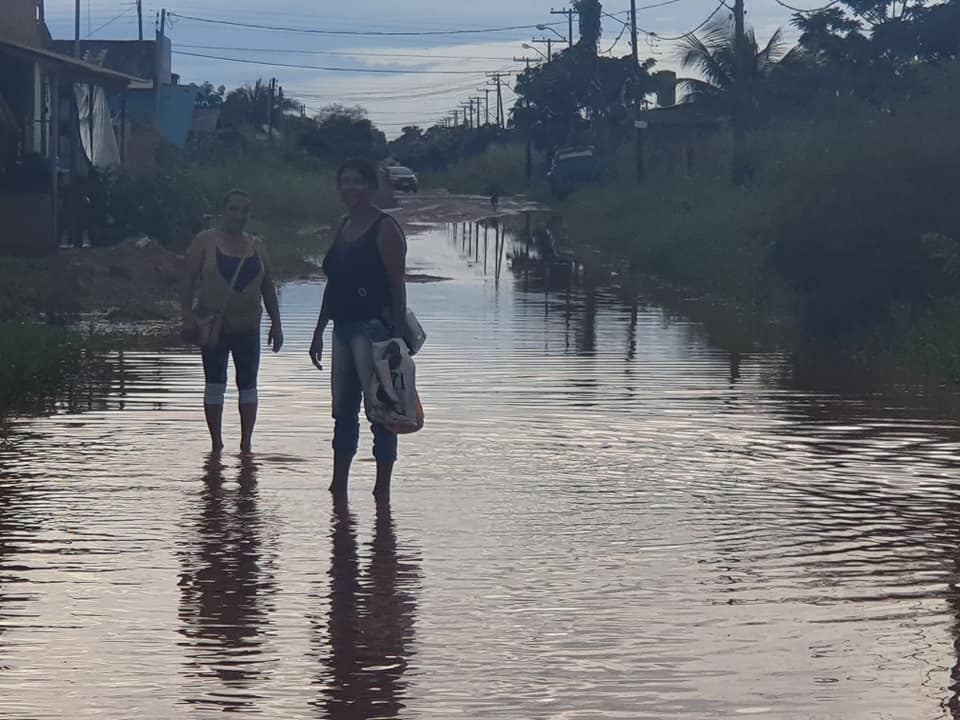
[51,37,198,147]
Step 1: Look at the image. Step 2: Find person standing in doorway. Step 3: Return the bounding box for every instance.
[182,190,283,454]
[309,159,408,497]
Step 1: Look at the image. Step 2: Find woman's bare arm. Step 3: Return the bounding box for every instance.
[378,218,407,334]
[258,240,283,352]
[180,232,208,325]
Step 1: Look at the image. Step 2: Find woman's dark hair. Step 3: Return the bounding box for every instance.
[336,158,379,188]
[222,188,250,208]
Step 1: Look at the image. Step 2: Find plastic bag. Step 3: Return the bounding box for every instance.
[368,338,424,434]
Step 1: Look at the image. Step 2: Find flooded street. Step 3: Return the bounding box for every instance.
[4,202,960,718]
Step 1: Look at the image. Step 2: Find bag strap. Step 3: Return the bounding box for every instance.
[213,248,248,315]
[226,253,247,292]
[333,216,350,245]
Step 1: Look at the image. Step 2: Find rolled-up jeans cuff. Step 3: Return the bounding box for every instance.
[204,383,226,405]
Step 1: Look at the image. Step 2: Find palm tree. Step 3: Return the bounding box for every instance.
[678,12,788,115]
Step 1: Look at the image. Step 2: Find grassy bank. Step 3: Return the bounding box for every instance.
[190,150,343,274]
[0,148,344,419]
[0,323,82,416]
[427,65,960,382]
[422,144,548,197]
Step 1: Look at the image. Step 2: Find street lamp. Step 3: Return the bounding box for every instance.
[522,43,547,60]
[536,24,566,41]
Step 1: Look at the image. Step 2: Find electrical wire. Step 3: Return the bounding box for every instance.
[173,50,504,75]
[167,12,566,37]
[771,0,842,13]
[85,4,136,38]
[175,44,516,62]
[602,0,729,42]
[602,15,631,55]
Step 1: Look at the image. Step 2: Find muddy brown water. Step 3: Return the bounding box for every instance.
[3,214,960,719]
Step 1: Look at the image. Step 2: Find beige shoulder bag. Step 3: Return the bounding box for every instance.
[191,250,248,350]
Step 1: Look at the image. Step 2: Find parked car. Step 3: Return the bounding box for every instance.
[547,146,600,198]
[386,165,419,193]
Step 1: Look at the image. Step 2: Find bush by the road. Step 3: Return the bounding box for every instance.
[561,63,960,339]
[422,144,547,197]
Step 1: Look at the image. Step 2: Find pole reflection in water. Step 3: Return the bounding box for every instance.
[314,496,419,719]
[177,454,276,712]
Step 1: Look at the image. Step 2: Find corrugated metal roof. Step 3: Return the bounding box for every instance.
[0,38,146,87]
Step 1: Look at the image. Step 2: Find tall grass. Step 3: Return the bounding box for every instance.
[0,324,81,415]
[561,62,960,338]
[188,148,344,274]
[421,144,546,196]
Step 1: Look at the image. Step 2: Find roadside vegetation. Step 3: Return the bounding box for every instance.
[0,94,389,418]
[423,0,960,382]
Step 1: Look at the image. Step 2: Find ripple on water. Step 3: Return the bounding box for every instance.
[1,217,960,719]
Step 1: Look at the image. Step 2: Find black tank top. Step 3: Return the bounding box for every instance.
[322,214,395,323]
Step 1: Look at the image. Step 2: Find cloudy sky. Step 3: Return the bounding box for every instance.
[43,0,806,136]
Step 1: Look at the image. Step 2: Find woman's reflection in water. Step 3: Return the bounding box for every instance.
[315,495,420,719]
[178,454,276,712]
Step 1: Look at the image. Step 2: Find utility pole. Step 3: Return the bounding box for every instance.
[472,95,483,128]
[486,72,510,129]
[154,9,166,126]
[551,7,577,47]
[532,37,553,61]
[732,0,748,184]
[630,0,644,183]
[453,109,459,127]
[267,77,276,140]
[481,88,491,125]
[74,0,80,57]
[137,0,143,40]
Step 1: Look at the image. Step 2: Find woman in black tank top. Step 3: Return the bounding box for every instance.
[310,158,408,497]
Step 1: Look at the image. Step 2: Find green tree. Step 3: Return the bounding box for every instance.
[299,104,386,162]
[782,0,960,104]
[574,0,603,52]
[195,82,225,109]
[220,79,299,129]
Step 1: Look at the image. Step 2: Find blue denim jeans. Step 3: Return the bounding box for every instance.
[201,330,260,405]
[331,320,398,463]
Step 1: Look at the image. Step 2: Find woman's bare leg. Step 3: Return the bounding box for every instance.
[204,403,224,453]
[330,453,353,494]
[373,459,393,496]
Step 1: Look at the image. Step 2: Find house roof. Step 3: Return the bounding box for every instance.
[49,40,158,81]
[0,38,145,88]
[638,103,726,129]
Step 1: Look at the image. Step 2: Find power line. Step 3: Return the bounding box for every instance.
[86,4,136,38]
[175,44,516,62]
[173,50,503,75]
[654,2,728,41]
[287,87,482,101]
[601,1,728,43]
[289,86,484,103]
[612,0,688,11]
[167,12,566,37]
[602,14,632,54]
[771,0,841,13]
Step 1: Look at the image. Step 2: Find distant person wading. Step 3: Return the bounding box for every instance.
[181,190,283,454]
[310,159,408,497]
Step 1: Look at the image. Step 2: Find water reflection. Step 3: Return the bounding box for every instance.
[314,496,419,719]
[177,454,276,711]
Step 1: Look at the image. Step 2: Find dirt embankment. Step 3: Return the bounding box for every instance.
[0,191,541,330]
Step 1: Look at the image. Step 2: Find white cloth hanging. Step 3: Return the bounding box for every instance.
[74,84,120,169]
